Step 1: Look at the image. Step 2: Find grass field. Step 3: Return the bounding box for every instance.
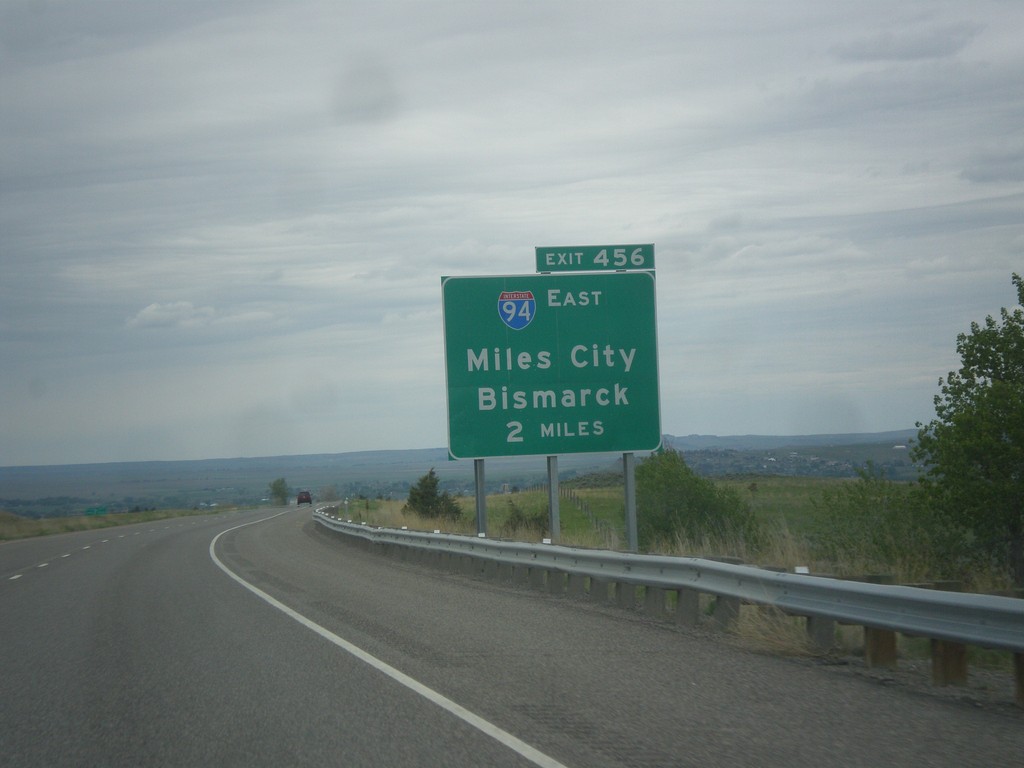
[351,473,1007,589]
[343,475,849,561]
[0,507,239,541]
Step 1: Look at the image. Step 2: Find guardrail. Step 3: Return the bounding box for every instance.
[312,508,1024,707]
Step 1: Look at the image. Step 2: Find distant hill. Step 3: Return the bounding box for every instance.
[0,430,920,517]
[665,429,918,451]
[664,430,919,481]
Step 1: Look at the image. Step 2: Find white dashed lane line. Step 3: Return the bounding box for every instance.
[6,518,245,585]
[5,524,172,583]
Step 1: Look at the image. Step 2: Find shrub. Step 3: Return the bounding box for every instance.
[500,498,548,538]
[636,449,759,551]
[810,464,1001,587]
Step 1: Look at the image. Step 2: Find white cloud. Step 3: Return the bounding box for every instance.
[126,301,215,329]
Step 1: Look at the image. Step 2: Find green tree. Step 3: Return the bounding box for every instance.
[635,448,757,551]
[268,477,288,506]
[913,273,1024,586]
[404,469,462,522]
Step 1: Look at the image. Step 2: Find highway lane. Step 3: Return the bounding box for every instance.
[3,508,1022,767]
[220,510,1024,767]
[0,510,540,767]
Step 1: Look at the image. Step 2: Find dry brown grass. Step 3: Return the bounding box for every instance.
[731,605,817,656]
[0,507,232,541]
[333,498,478,536]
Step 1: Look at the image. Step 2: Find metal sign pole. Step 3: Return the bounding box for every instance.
[624,452,638,552]
[547,455,560,543]
[474,458,487,536]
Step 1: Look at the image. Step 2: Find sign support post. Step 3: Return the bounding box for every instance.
[474,459,487,536]
[624,452,638,552]
[547,456,560,543]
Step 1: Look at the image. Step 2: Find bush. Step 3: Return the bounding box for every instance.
[636,449,759,551]
[501,498,548,538]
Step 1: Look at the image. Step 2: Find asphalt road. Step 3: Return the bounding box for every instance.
[2,508,1021,767]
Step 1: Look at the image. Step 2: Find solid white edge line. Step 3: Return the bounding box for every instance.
[209,511,571,768]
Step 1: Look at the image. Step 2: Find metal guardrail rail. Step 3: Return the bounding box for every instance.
[313,509,1024,654]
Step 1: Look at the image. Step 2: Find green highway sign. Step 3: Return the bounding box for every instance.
[441,272,661,459]
[535,244,655,273]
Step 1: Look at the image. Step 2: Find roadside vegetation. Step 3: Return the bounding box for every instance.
[376,459,1017,667]
[387,274,1024,595]
[383,464,1015,594]
[371,276,1023,666]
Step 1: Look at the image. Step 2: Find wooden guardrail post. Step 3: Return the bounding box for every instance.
[548,571,566,596]
[675,588,700,627]
[512,563,530,585]
[645,586,668,618]
[589,576,610,603]
[528,567,546,590]
[860,574,898,669]
[806,615,836,650]
[617,583,639,610]
[712,595,740,629]
[567,572,587,597]
[1015,653,1024,709]
[931,640,968,686]
[864,626,898,668]
[927,581,967,686]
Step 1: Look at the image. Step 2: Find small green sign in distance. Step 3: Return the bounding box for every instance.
[534,244,655,273]
[441,272,661,459]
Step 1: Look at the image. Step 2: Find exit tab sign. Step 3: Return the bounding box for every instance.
[535,244,654,273]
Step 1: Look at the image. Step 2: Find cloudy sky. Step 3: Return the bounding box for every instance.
[2,1,1022,467]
